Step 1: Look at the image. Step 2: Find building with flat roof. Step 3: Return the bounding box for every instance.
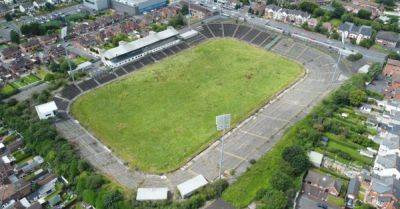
[83,0,109,10]
[111,0,167,15]
[101,27,180,68]
[35,101,58,120]
[136,187,169,201]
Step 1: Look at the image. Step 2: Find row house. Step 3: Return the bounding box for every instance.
[120,20,140,34]
[20,38,41,54]
[0,46,21,61]
[338,22,372,44]
[46,45,66,60]
[367,176,400,209]
[250,1,266,16]
[376,31,399,48]
[38,34,58,46]
[0,65,14,83]
[373,154,400,179]
[264,5,310,26]
[180,1,212,20]
[8,57,34,77]
[304,170,342,197]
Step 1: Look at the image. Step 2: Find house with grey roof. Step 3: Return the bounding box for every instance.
[367,176,400,209]
[304,170,342,196]
[378,133,400,156]
[263,5,310,25]
[373,154,400,179]
[376,31,399,48]
[338,22,373,44]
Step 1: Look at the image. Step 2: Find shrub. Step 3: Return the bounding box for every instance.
[347,53,363,62]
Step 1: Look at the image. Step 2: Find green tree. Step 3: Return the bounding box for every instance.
[10,30,20,44]
[313,8,325,17]
[349,89,367,107]
[359,39,374,48]
[290,153,311,174]
[181,4,189,15]
[258,190,288,209]
[5,13,13,21]
[299,1,319,13]
[282,145,305,162]
[332,1,345,18]
[357,9,371,19]
[269,172,292,191]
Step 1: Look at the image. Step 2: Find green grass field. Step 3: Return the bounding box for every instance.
[12,74,41,89]
[71,39,304,173]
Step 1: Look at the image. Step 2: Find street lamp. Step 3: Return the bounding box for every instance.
[216,113,231,179]
[61,26,75,83]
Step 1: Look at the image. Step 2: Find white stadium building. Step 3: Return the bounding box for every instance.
[101,27,181,68]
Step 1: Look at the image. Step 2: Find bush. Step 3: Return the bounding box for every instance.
[269,172,293,191]
[347,53,363,62]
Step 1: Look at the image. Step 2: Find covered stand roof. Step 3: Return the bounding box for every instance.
[136,187,169,201]
[177,175,208,198]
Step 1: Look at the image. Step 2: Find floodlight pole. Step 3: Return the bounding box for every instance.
[219,128,225,179]
[188,0,191,29]
[61,26,75,83]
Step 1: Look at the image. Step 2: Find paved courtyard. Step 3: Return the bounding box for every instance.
[55,26,349,193]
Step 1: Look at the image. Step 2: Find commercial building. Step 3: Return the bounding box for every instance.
[101,27,180,68]
[111,0,167,15]
[83,0,109,10]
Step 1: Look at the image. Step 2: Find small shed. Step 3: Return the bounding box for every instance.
[308,151,324,168]
[35,101,58,120]
[358,65,370,74]
[136,187,169,201]
[177,175,208,198]
[321,137,329,146]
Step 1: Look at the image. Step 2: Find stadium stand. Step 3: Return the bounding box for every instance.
[53,97,69,111]
[115,68,128,76]
[78,78,99,91]
[242,28,260,42]
[197,25,214,38]
[60,84,82,100]
[139,56,155,66]
[152,51,167,60]
[234,25,250,39]
[102,27,181,68]
[162,48,175,56]
[185,34,206,46]
[133,61,144,69]
[176,42,189,50]
[251,32,270,46]
[169,45,182,54]
[95,73,117,84]
[222,23,238,37]
[123,63,137,72]
[208,23,223,37]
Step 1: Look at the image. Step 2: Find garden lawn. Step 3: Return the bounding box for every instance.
[12,74,41,89]
[71,38,304,173]
[0,84,17,97]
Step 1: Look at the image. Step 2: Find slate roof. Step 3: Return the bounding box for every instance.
[347,178,360,197]
[376,154,400,170]
[305,170,342,192]
[359,26,372,36]
[339,22,353,32]
[381,134,400,150]
[377,31,400,42]
[371,176,400,199]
